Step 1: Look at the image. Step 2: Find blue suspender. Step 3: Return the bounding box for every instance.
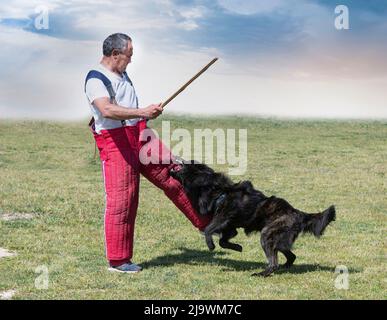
[123,71,139,107]
[85,70,116,104]
[85,70,138,128]
[122,71,133,85]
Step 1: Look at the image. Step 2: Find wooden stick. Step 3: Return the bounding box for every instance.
[160,57,218,109]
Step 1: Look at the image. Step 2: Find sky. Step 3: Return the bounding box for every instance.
[0,0,386,120]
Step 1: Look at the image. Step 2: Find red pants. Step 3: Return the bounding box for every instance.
[94,120,211,266]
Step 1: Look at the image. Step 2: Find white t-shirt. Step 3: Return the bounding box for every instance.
[85,63,140,134]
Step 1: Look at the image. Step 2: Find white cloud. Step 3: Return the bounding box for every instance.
[217,0,286,15]
[180,6,207,19]
[1,23,386,121]
[0,25,99,120]
[0,0,386,120]
[177,20,199,31]
[0,0,58,19]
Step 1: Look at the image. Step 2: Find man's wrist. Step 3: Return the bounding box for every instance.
[136,108,145,118]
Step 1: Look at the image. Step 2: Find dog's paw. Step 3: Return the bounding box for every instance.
[206,242,216,251]
[252,267,277,277]
[208,245,215,251]
[251,272,263,277]
[206,237,215,251]
[235,244,243,252]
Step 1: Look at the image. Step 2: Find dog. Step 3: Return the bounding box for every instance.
[170,159,336,276]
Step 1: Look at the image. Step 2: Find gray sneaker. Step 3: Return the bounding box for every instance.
[108,262,142,274]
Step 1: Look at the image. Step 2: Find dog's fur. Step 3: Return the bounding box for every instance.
[170,160,336,276]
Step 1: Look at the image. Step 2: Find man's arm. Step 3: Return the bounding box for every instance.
[93,97,163,120]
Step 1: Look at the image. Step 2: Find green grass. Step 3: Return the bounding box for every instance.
[0,115,386,299]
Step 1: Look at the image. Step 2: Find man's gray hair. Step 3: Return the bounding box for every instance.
[103,33,132,57]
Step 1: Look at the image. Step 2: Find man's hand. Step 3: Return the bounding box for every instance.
[140,103,163,119]
[92,97,163,120]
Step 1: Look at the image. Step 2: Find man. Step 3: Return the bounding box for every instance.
[84,33,211,273]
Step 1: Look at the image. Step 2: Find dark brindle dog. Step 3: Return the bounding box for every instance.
[170,160,336,277]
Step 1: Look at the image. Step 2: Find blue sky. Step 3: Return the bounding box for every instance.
[0,0,386,119]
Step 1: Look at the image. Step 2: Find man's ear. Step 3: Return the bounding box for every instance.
[112,49,120,58]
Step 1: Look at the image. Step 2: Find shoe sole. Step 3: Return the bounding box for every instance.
[108,267,142,274]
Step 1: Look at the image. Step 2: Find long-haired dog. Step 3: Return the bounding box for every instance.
[170,160,336,276]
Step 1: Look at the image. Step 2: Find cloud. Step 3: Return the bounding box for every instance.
[0,0,386,120]
[0,25,99,120]
[0,0,208,41]
[217,0,286,15]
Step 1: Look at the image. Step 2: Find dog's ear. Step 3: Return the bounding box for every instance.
[233,180,255,193]
[191,174,213,187]
[240,180,254,192]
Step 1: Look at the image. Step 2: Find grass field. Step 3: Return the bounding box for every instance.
[0,115,386,300]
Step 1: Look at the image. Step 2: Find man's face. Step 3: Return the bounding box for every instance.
[113,41,133,73]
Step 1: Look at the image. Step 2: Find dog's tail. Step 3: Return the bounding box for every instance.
[302,205,336,237]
